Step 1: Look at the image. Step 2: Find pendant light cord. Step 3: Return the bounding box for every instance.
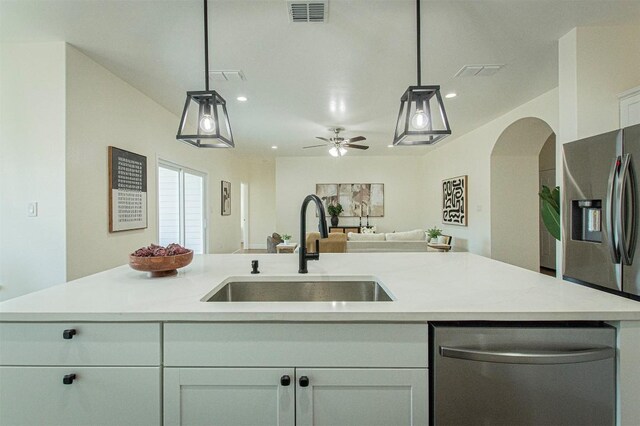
[203,0,210,91]
[416,0,421,86]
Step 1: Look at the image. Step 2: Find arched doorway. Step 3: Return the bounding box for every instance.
[490,117,556,272]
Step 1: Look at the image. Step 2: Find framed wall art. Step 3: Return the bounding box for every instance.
[442,175,467,226]
[108,146,147,232]
[316,183,384,217]
[221,180,231,216]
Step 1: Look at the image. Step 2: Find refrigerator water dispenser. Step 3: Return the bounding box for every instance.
[571,200,602,242]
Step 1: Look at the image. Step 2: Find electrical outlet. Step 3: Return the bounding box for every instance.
[27,202,38,217]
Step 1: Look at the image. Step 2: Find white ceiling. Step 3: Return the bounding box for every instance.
[2,0,640,156]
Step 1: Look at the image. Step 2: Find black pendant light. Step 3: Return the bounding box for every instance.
[176,0,234,148]
[393,0,451,146]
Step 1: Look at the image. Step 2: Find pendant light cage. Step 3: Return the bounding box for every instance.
[177,90,234,148]
[392,0,451,146]
[176,0,234,148]
[393,85,451,145]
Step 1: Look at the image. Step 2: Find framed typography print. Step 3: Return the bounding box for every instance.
[108,146,147,232]
[221,181,231,216]
[442,175,467,226]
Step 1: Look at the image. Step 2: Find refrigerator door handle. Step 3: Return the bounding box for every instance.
[617,153,638,265]
[606,156,621,263]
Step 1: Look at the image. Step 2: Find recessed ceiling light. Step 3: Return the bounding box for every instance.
[387,144,394,148]
[271,145,278,149]
[237,96,248,102]
[445,93,457,99]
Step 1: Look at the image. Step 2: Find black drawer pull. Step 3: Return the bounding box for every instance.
[280,375,291,386]
[299,376,309,387]
[63,374,76,385]
[63,329,77,339]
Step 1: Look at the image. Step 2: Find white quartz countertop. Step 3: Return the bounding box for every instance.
[1,252,639,322]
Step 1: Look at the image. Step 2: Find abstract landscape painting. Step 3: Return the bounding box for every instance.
[316,183,384,217]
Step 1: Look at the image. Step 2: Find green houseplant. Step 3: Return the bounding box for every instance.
[426,227,442,242]
[281,234,292,244]
[539,185,561,241]
[327,203,343,227]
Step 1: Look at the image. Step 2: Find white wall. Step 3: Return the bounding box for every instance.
[0,42,67,301]
[421,89,559,257]
[275,156,426,241]
[65,45,248,280]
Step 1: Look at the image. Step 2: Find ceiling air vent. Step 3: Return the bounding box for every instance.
[455,64,505,78]
[287,1,328,23]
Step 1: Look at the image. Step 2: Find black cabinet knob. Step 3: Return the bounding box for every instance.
[280,375,291,386]
[299,376,309,387]
[63,374,76,385]
[63,329,77,339]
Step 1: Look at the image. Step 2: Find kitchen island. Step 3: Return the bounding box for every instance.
[1,252,639,425]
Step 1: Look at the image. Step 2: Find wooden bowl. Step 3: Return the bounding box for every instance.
[129,251,193,277]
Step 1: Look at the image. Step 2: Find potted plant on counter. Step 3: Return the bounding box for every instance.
[327,203,343,227]
[426,227,442,243]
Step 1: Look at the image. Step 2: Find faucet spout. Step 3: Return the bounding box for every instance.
[299,194,328,273]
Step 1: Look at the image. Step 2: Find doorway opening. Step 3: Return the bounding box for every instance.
[157,160,207,254]
[490,117,556,273]
[240,183,249,250]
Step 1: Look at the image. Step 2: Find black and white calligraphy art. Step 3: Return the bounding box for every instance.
[109,146,148,232]
[442,175,467,226]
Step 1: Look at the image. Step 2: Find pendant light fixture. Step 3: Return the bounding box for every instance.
[393,0,451,146]
[176,0,234,148]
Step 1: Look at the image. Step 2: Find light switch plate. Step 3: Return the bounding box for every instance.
[27,202,38,217]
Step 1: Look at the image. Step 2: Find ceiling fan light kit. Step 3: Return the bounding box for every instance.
[393,0,451,146]
[176,0,234,148]
[303,127,369,157]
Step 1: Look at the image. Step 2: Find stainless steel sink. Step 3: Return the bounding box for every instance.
[202,277,393,302]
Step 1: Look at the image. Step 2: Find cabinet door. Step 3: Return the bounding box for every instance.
[0,366,160,426]
[164,368,295,426]
[296,368,427,426]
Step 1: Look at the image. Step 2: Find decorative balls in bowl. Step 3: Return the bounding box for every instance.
[129,243,193,277]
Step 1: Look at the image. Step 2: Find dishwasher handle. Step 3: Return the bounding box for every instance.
[440,346,615,365]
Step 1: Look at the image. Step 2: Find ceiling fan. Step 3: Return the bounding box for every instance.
[303,128,369,157]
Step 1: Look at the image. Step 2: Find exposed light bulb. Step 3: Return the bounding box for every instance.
[411,109,429,130]
[199,114,216,133]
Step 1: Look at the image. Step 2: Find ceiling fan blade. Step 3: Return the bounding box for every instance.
[344,144,369,150]
[316,137,330,142]
[303,144,328,149]
[344,136,366,143]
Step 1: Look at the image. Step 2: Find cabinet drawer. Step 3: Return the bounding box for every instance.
[0,366,160,426]
[0,323,160,366]
[164,323,428,367]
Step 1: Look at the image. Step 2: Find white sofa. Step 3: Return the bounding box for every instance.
[346,229,431,253]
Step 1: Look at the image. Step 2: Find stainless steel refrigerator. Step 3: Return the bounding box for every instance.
[563,123,640,300]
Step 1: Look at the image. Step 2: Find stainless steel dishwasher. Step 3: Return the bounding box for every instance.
[430,323,616,426]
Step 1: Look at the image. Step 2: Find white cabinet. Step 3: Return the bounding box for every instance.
[0,322,161,425]
[296,368,428,426]
[163,323,429,426]
[164,368,295,426]
[164,368,427,426]
[620,86,640,127]
[0,366,160,426]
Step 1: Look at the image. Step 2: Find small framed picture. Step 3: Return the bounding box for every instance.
[221,181,231,216]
